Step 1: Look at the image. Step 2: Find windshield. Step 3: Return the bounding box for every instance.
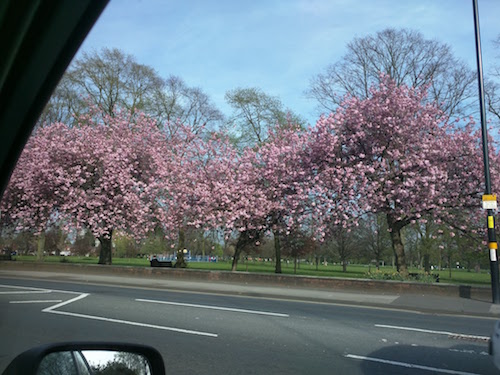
[2,1,500,374]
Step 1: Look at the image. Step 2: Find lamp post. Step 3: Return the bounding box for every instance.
[472,0,500,304]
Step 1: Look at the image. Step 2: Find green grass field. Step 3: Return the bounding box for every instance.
[11,255,492,285]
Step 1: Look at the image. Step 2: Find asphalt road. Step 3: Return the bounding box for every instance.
[0,277,498,375]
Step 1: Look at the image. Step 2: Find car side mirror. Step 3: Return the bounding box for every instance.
[2,342,165,375]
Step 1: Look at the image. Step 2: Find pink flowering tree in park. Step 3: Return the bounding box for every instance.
[437,124,493,243]
[187,121,363,274]
[225,122,362,274]
[0,127,62,260]
[2,110,177,264]
[312,76,486,276]
[250,125,323,273]
[149,128,244,268]
[179,131,270,271]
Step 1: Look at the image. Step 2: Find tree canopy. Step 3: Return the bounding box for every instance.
[3,28,497,272]
[307,28,477,118]
[2,76,488,272]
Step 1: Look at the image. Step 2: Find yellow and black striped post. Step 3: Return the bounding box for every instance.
[486,209,498,262]
[474,0,500,304]
[486,208,499,304]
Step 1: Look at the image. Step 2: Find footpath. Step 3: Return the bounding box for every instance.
[1,261,500,318]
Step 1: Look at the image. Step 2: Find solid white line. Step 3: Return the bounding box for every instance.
[136,298,290,317]
[375,324,489,340]
[0,290,52,294]
[10,300,63,304]
[1,283,218,338]
[345,354,480,375]
[0,284,50,291]
[42,293,90,312]
[0,283,84,295]
[45,309,218,338]
[41,293,217,338]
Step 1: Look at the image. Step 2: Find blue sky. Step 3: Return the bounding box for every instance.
[79,0,500,125]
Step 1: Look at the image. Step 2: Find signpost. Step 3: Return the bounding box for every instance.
[473,0,500,304]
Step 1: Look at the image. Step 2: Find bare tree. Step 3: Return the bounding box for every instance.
[152,75,224,138]
[225,87,304,147]
[37,75,83,126]
[39,48,164,126]
[486,80,500,123]
[324,226,355,273]
[357,214,391,269]
[70,48,164,117]
[307,28,477,118]
[39,48,224,136]
[485,35,500,125]
[281,228,314,274]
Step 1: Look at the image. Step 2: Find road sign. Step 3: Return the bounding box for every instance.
[483,195,498,210]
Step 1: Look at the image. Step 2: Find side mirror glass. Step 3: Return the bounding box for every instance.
[37,350,152,375]
[83,350,152,374]
[2,342,164,375]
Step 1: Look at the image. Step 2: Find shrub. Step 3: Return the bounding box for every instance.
[366,270,437,283]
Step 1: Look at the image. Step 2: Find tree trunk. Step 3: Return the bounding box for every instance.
[36,232,45,261]
[274,231,282,274]
[232,231,246,271]
[294,255,297,274]
[448,251,452,278]
[175,228,187,268]
[98,230,113,265]
[232,244,241,271]
[423,254,430,273]
[342,260,347,272]
[232,230,260,272]
[386,214,408,276]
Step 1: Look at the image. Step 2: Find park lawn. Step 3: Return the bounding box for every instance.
[13,255,150,267]
[436,269,492,285]
[218,261,492,284]
[185,259,369,278]
[10,255,491,285]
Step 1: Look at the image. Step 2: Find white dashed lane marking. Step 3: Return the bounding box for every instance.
[375,324,490,341]
[136,298,290,317]
[10,300,62,304]
[0,290,52,294]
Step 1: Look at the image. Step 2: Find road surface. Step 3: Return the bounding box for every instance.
[0,277,497,374]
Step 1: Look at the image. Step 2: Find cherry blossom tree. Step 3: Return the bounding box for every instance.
[250,125,316,273]
[178,131,270,271]
[4,76,488,276]
[311,76,485,276]
[0,127,61,259]
[2,110,176,264]
[239,122,362,274]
